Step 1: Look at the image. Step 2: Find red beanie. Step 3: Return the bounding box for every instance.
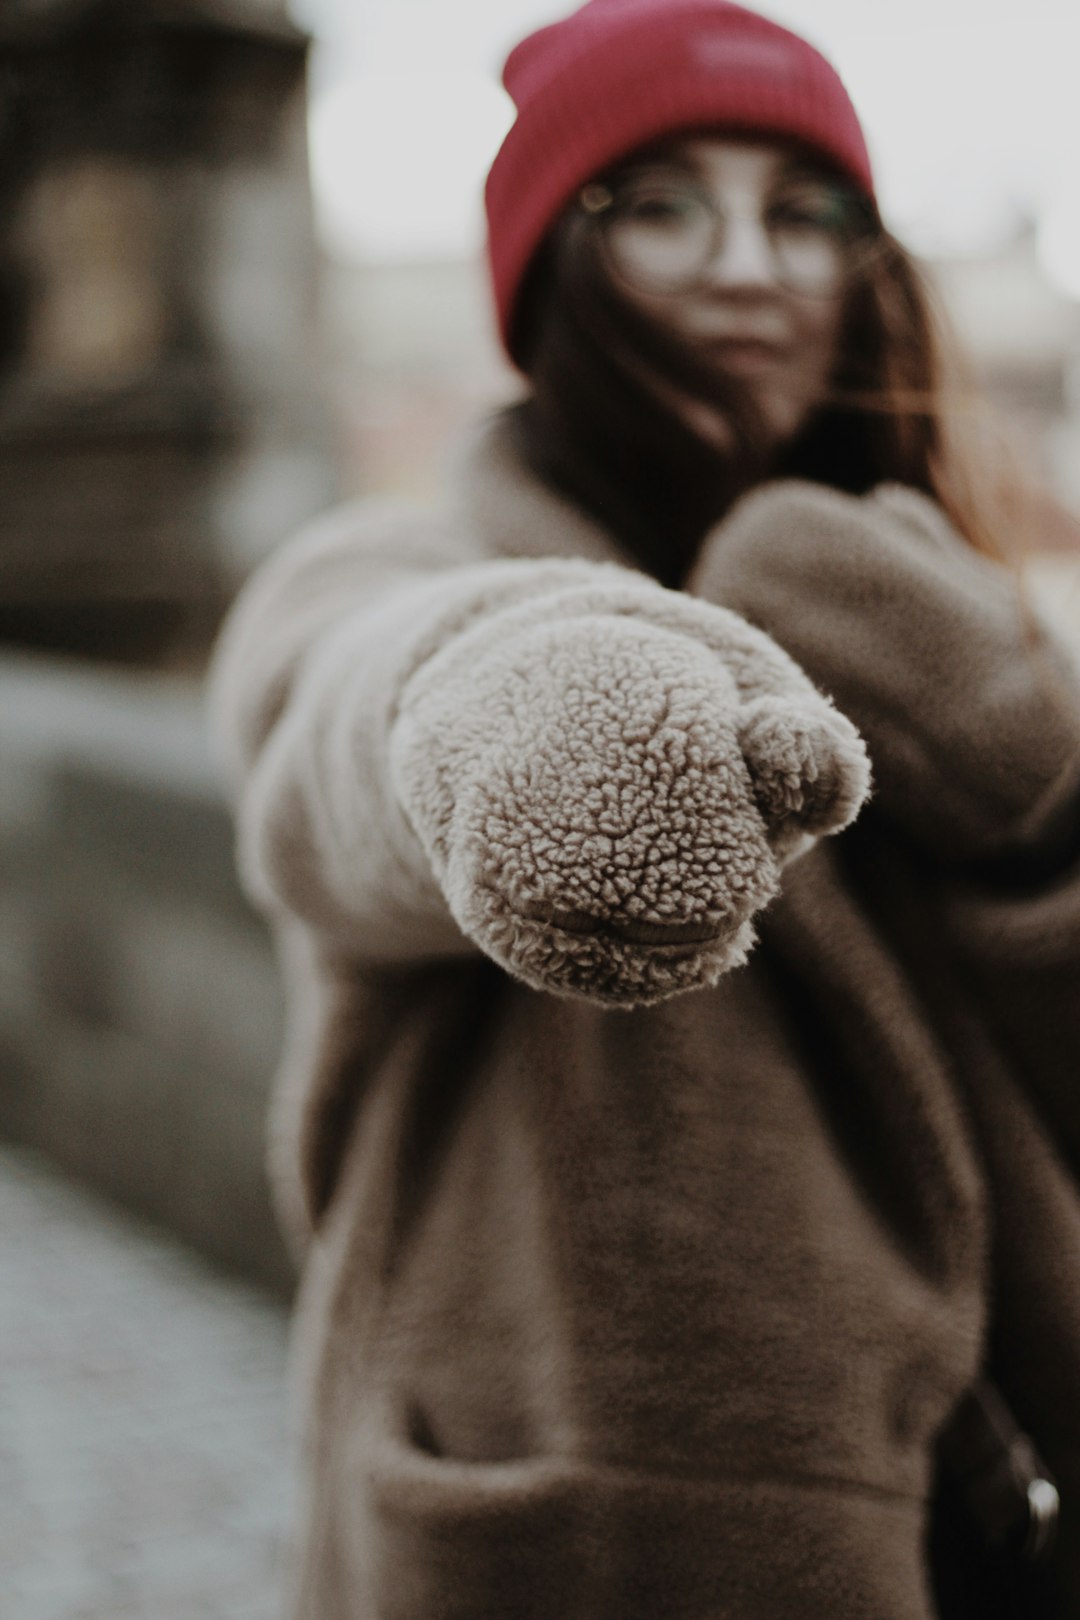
[485,0,874,366]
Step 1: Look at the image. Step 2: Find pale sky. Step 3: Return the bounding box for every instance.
[290,0,1080,294]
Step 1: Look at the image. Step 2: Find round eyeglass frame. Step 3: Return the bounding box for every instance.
[577,176,887,301]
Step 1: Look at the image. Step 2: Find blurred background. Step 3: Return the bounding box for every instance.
[1,0,1078,1615]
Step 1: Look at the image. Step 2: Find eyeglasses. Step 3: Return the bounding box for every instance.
[578,173,885,300]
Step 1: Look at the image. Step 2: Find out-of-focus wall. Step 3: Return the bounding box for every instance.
[0,654,292,1293]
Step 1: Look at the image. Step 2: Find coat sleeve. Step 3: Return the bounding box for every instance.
[688,478,1080,866]
[208,498,871,1005]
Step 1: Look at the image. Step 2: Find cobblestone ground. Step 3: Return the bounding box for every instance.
[0,1147,296,1620]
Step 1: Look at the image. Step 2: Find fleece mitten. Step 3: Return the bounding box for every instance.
[389,572,869,1004]
[690,479,1080,864]
[212,507,870,1005]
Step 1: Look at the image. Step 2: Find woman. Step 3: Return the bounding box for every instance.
[210,2,1080,1615]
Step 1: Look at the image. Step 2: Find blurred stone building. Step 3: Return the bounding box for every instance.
[0,0,335,662]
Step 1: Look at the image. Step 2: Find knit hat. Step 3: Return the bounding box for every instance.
[485,0,874,365]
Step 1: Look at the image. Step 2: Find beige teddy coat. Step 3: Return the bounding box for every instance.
[210,407,1080,1620]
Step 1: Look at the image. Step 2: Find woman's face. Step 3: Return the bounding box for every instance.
[593,136,857,454]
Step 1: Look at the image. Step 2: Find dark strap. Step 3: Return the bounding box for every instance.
[937,1379,1060,1563]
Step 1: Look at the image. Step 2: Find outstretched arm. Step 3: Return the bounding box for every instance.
[210,502,870,1006]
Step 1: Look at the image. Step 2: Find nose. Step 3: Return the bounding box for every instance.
[699,212,779,290]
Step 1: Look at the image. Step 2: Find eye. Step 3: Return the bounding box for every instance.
[768,184,855,233]
[617,183,704,227]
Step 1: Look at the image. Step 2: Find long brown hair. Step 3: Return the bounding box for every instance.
[511,165,1035,584]
[819,230,1033,566]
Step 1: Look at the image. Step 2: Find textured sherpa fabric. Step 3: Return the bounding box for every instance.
[690,475,1080,860]
[390,576,868,1003]
[209,407,1080,1620]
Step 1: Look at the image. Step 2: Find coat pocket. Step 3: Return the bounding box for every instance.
[361,1399,599,1620]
